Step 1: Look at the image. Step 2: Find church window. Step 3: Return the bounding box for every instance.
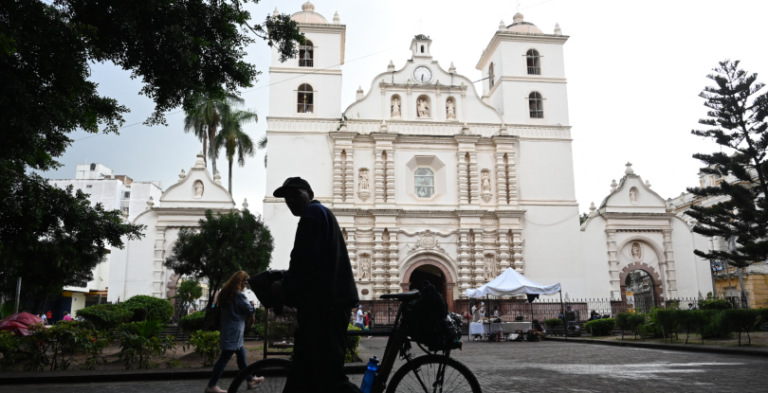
[421,45,424,53]
[526,49,541,75]
[297,84,314,113]
[489,63,495,89]
[414,168,435,198]
[299,40,314,67]
[528,92,543,118]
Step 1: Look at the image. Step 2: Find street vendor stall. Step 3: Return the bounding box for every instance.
[466,268,562,341]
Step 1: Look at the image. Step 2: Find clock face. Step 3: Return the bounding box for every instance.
[413,66,432,83]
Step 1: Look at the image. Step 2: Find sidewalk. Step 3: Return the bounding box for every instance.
[548,336,768,357]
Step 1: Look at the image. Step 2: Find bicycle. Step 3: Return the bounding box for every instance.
[227,290,482,393]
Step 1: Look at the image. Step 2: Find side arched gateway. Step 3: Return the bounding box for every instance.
[401,257,457,312]
[620,262,663,313]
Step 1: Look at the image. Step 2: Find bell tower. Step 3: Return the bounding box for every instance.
[411,34,433,59]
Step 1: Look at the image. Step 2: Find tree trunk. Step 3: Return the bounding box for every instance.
[229,159,233,196]
[209,125,217,175]
[202,137,207,168]
[736,267,748,309]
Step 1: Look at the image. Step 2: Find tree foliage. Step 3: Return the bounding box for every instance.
[215,103,258,196]
[164,209,274,310]
[686,60,768,267]
[121,295,174,323]
[0,0,302,308]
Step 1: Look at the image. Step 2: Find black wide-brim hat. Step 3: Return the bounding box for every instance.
[273,177,313,198]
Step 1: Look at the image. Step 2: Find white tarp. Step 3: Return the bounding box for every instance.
[465,268,561,298]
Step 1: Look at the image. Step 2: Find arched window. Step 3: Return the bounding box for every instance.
[489,62,495,89]
[526,49,540,75]
[299,40,314,67]
[528,92,543,118]
[414,168,435,198]
[421,45,424,53]
[297,84,314,113]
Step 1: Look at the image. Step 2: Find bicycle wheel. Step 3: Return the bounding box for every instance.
[386,355,482,393]
[227,357,291,393]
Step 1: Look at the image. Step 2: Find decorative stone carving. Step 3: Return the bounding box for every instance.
[391,97,401,118]
[625,162,635,175]
[483,254,496,281]
[178,169,186,182]
[213,171,222,184]
[417,98,430,118]
[360,256,372,281]
[629,187,638,204]
[408,230,446,254]
[358,168,371,201]
[146,196,154,210]
[481,170,492,202]
[610,179,617,192]
[242,198,249,210]
[446,99,456,120]
[193,180,204,199]
[631,242,642,261]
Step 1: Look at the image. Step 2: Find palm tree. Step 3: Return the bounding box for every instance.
[258,135,268,167]
[183,93,244,174]
[215,105,258,196]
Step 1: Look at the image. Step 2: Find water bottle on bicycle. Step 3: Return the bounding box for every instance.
[360,356,379,393]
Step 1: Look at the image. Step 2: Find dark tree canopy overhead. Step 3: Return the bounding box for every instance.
[686,60,768,267]
[164,209,274,309]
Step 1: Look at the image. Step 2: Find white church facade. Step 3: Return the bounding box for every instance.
[262,2,713,310]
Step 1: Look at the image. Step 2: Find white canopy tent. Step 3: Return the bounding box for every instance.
[466,268,561,298]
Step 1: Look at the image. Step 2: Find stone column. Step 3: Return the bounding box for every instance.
[663,229,678,298]
[511,230,524,273]
[387,229,400,293]
[606,230,620,298]
[373,229,387,296]
[507,146,518,201]
[457,152,469,205]
[332,149,344,203]
[152,226,166,297]
[469,152,480,205]
[347,229,358,279]
[374,150,385,205]
[344,149,355,202]
[498,228,511,271]
[495,152,508,205]
[472,230,484,286]
[458,229,472,297]
[385,151,395,204]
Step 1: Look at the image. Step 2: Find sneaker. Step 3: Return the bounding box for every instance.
[205,386,226,393]
[248,377,265,389]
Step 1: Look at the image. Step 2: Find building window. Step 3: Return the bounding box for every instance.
[489,62,495,90]
[124,191,130,199]
[421,45,424,53]
[414,168,435,198]
[297,84,314,113]
[528,92,543,118]
[526,49,541,75]
[299,40,314,67]
[86,185,93,189]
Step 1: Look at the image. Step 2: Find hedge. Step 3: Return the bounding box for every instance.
[584,318,615,336]
[179,311,206,333]
[76,304,134,330]
[544,318,563,328]
[121,295,174,323]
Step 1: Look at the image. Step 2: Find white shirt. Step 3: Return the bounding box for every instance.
[356,309,364,324]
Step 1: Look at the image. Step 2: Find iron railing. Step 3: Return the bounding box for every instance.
[527,66,541,75]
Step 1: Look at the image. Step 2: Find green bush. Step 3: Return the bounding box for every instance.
[699,292,733,310]
[179,311,206,333]
[0,330,21,371]
[652,309,679,340]
[115,320,175,370]
[346,323,361,363]
[76,304,134,330]
[185,330,221,366]
[701,310,730,339]
[584,318,615,336]
[723,309,760,346]
[254,307,266,323]
[20,321,109,371]
[544,318,563,328]
[617,312,647,339]
[677,309,710,344]
[121,295,174,323]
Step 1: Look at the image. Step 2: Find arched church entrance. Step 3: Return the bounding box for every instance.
[401,258,456,312]
[620,262,663,313]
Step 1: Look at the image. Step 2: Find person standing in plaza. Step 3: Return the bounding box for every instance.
[205,271,263,393]
[46,310,52,325]
[62,311,72,321]
[355,305,365,329]
[270,177,359,392]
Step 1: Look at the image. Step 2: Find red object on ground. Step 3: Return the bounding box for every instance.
[0,312,44,336]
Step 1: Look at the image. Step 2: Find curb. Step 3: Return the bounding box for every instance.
[548,337,768,358]
[0,364,368,385]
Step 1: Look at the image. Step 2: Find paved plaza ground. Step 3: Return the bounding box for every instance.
[8,339,767,392]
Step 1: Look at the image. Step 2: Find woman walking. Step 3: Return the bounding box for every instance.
[205,271,264,393]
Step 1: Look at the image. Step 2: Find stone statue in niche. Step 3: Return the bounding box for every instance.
[631,242,642,261]
[359,169,369,191]
[446,100,456,120]
[193,180,204,198]
[358,168,371,201]
[483,255,496,281]
[629,187,638,204]
[391,98,401,118]
[417,99,429,118]
[360,257,372,280]
[481,170,492,202]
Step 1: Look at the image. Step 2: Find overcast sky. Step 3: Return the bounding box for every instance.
[41,0,768,216]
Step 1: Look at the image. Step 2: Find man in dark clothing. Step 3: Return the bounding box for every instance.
[271,177,359,393]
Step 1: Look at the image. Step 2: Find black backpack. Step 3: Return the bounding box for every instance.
[405,281,462,351]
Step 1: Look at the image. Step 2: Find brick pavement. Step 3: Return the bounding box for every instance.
[7,339,767,392]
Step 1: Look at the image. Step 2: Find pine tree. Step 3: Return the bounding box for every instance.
[686,60,768,275]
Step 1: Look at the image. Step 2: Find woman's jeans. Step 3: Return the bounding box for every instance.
[208,346,252,386]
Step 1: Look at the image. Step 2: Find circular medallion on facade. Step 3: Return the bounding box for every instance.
[361,289,369,295]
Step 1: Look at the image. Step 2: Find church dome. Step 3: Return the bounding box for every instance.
[290,1,329,24]
[506,12,543,34]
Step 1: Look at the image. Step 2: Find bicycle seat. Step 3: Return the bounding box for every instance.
[379,290,420,301]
